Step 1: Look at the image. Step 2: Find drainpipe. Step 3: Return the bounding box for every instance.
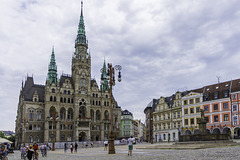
[229,79,233,139]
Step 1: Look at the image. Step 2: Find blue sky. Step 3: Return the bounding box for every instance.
[1,0,240,131]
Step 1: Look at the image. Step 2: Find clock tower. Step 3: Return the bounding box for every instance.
[72,1,91,96]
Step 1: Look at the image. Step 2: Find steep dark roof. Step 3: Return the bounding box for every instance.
[121,109,132,116]
[22,77,45,102]
[201,79,236,101]
[91,79,96,87]
[59,74,73,88]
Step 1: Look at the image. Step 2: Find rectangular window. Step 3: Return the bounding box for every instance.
[178,112,180,118]
[191,118,194,125]
[214,92,218,99]
[168,114,170,119]
[214,104,218,110]
[190,99,194,104]
[233,105,237,111]
[174,123,176,128]
[178,122,180,128]
[214,115,219,122]
[154,116,157,121]
[234,116,238,123]
[184,109,188,114]
[232,94,237,99]
[190,108,194,114]
[204,105,209,112]
[174,113,176,118]
[224,114,229,121]
[196,107,200,113]
[37,112,41,120]
[223,102,228,109]
[184,100,187,105]
[159,115,161,121]
[163,124,165,129]
[223,91,228,98]
[163,115,165,120]
[185,119,188,125]
[168,123,170,129]
[163,105,165,110]
[205,117,209,123]
[196,98,200,103]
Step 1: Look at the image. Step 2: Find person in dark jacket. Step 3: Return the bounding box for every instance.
[27,146,34,160]
[74,142,78,152]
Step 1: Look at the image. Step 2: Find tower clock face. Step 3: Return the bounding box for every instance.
[80,79,87,86]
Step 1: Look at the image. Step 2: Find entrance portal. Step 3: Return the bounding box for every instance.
[79,132,86,142]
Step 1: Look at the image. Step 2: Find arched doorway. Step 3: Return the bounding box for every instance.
[234,127,240,139]
[184,129,192,135]
[212,128,221,134]
[79,132,86,142]
[193,129,199,135]
[223,127,231,135]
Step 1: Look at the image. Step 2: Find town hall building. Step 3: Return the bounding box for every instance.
[15,2,122,148]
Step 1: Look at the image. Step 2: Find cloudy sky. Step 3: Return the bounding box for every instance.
[1,0,240,131]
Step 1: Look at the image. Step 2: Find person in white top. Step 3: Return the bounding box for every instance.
[127,136,134,156]
[104,141,108,151]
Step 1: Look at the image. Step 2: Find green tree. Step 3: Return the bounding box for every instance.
[0,131,6,138]
[7,135,15,143]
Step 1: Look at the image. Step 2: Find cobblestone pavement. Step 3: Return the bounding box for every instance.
[8,143,240,160]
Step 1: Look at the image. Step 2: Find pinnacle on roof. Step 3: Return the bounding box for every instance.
[76,1,87,45]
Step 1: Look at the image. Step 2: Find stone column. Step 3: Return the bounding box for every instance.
[44,121,49,142]
[56,121,60,142]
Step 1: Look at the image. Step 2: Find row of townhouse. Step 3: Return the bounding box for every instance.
[145,78,240,142]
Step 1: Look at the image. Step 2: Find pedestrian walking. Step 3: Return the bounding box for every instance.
[27,145,34,160]
[84,141,88,148]
[104,141,108,151]
[64,143,67,153]
[74,142,78,152]
[127,136,134,156]
[70,143,73,153]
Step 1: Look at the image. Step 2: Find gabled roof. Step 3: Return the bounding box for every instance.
[59,74,73,88]
[22,77,45,102]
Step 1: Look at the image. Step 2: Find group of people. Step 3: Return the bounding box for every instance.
[64,142,78,153]
[20,143,48,160]
[64,142,97,153]
[0,142,10,160]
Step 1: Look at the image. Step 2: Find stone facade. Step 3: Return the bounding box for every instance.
[15,4,121,148]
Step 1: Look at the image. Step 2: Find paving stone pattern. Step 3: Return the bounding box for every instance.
[8,143,240,160]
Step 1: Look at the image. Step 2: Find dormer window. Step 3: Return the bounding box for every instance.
[216,86,219,89]
[52,88,55,93]
[213,92,219,99]
[207,88,210,91]
[203,93,209,101]
[225,84,229,87]
[223,90,229,98]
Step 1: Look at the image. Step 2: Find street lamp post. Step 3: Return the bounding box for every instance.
[50,111,58,151]
[21,118,28,147]
[101,63,122,154]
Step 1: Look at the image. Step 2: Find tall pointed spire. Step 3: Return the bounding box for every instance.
[101,59,109,92]
[47,46,58,86]
[76,0,87,45]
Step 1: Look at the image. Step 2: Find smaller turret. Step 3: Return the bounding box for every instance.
[100,59,109,92]
[46,46,58,86]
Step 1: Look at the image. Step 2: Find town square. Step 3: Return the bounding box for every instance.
[1,0,240,159]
